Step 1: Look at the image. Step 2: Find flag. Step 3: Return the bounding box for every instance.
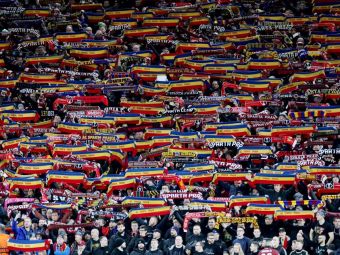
[168,80,205,91]
[139,86,167,97]
[168,11,201,20]
[166,147,212,159]
[124,168,165,178]
[143,18,180,27]
[307,106,340,117]
[107,113,141,125]
[190,17,210,26]
[106,9,135,19]
[271,126,315,136]
[55,32,88,42]
[71,3,102,10]
[46,171,85,185]
[129,106,164,115]
[122,197,166,207]
[19,73,57,83]
[229,196,269,207]
[72,150,113,162]
[204,122,245,131]
[326,43,340,54]
[53,144,87,156]
[128,206,171,219]
[141,116,172,125]
[0,79,17,88]
[275,163,298,171]
[131,12,154,21]
[291,70,326,82]
[189,173,214,184]
[103,141,135,152]
[184,59,215,71]
[86,12,104,24]
[70,48,108,59]
[274,210,315,220]
[239,80,270,92]
[183,163,215,172]
[7,239,50,252]
[107,178,136,194]
[17,163,53,175]
[151,136,177,147]
[212,173,251,183]
[193,105,220,115]
[0,41,11,51]
[9,178,43,191]
[253,173,296,185]
[247,59,281,70]
[218,29,253,39]
[25,55,63,65]
[216,124,251,136]
[144,128,172,139]
[190,200,226,211]
[2,137,29,150]
[58,122,92,134]
[232,70,262,81]
[237,146,273,156]
[203,64,235,74]
[246,204,283,215]
[32,203,72,210]
[1,110,39,122]
[175,42,210,53]
[308,166,340,175]
[123,27,159,37]
[111,19,137,28]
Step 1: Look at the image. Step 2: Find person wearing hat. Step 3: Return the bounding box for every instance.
[151,229,164,251]
[111,238,127,255]
[130,238,147,255]
[163,227,178,251]
[127,225,151,254]
[260,215,279,239]
[109,221,131,253]
[310,210,334,246]
[70,230,84,255]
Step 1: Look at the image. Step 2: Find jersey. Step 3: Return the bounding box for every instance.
[258,248,280,255]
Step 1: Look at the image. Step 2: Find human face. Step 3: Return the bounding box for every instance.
[139,228,147,237]
[131,222,138,231]
[151,239,158,249]
[207,235,215,244]
[334,218,340,229]
[236,228,244,239]
[100,237,108,247]
[271,237,279,248]
[52,212,59,222]
[295,241,303,250]
[57,236,64,245]
[24,218,32,229]
[253,229,261,238]
[208,219,215,228]
[175,236,183,247]
[274,184,282,192]
[193,226,201,235]
[91,229,99,240]
[117,224,125,233]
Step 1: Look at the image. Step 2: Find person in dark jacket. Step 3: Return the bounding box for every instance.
[163,227,178,251]
[111,238,127,255]
[94,236,110,255]
[130,239,147,255]
[128,225,151,254]
[185,225,205,254]
[109,221,131,253]
[82,228,101,255]
[168,236,186,255]
[203,232,223,255]
[256,184,295,203]
[146,239,163,255]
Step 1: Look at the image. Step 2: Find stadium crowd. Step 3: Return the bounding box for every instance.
[0,0,339,254]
